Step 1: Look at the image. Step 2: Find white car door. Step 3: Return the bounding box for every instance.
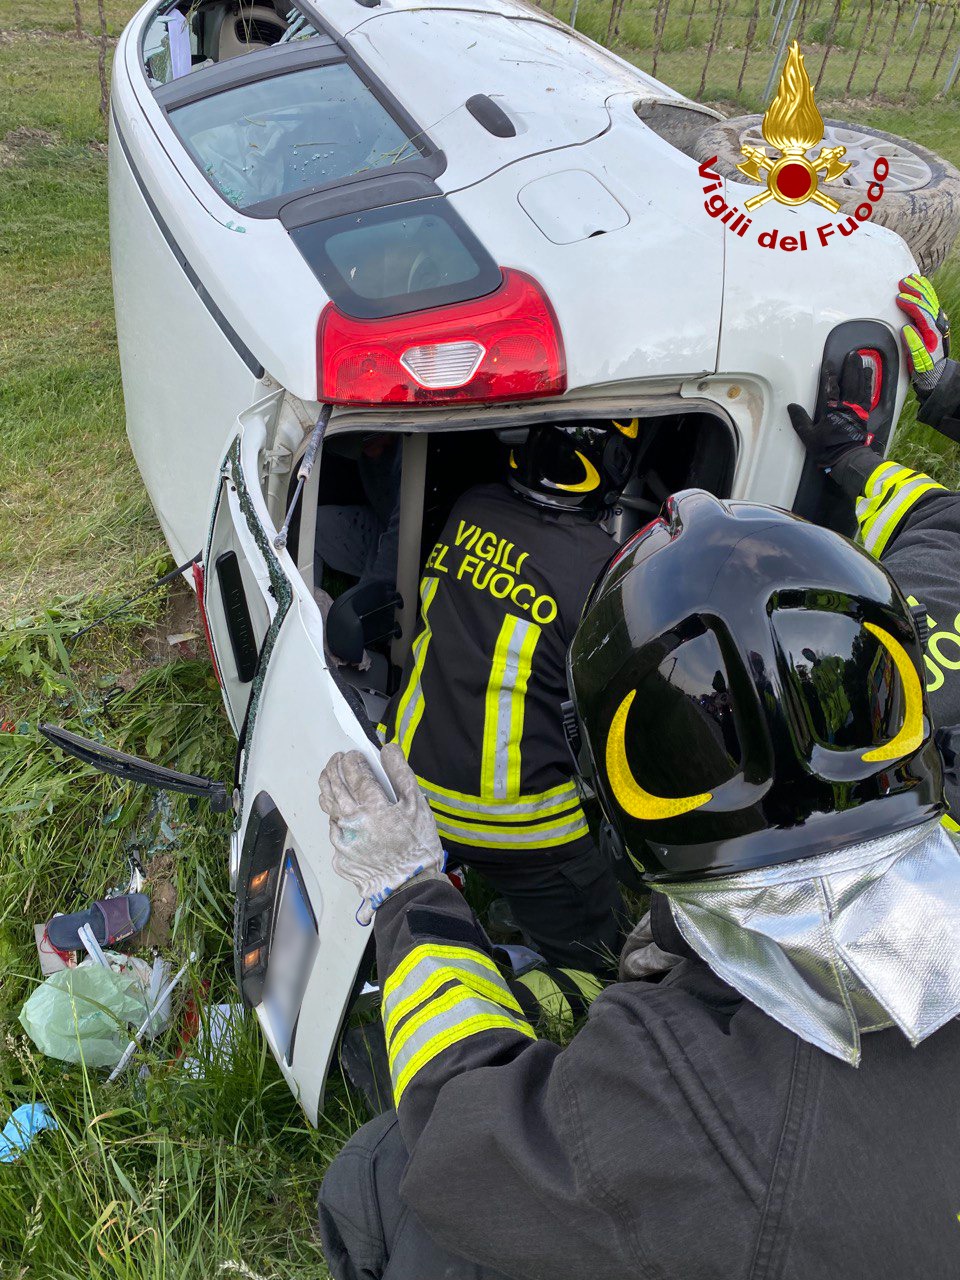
[205,392,377,1123]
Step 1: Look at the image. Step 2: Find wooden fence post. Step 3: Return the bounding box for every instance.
[697,0,727,99]
[684,0,698,44]
[872,0,905,97]
[97,0,108,119]
[845,0,876,92]
[72,0,83,38]
[651,0,671,77]
[931,6,958,82]
[905,0,937,91]
[737,0,763,98]
[814,0,844,91]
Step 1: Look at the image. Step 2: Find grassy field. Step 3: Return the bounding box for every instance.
[2,2,960,1275]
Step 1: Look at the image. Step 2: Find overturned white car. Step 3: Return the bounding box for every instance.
[53,0,960,1120]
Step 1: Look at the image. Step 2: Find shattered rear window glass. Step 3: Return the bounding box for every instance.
[169,64,418,210]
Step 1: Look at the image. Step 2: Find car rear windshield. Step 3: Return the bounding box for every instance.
[168,63,418,210]
[289,199,503,319]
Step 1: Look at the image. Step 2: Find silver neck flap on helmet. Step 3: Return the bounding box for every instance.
[656,818,960,1065]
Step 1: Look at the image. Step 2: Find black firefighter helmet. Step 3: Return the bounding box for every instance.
[567,489,943,882]
[506,419,638,516]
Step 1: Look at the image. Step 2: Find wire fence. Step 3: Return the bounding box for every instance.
[538,0,960,107]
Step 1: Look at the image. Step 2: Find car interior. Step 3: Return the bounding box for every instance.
[143,1,308,86]
[284,414,738,731]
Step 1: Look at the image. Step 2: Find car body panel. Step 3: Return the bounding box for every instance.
[446,95,726,388]
[344,9,639,190]
[109,108,261,562]
[109,0,920,1115]
[207,397,374,1123]
[714,176,914,509]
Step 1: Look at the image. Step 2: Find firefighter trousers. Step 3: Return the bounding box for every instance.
[453,837,627,974]
[318,1110,513,1280]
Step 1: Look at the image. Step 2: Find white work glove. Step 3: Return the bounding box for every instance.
[318,743,446,925]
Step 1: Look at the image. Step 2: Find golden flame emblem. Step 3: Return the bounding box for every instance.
[737,42,850,213]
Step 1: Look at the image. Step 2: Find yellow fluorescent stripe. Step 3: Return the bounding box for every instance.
[559,968,604,1003]
[553,451,600,493]
[515,969,573,1032]
[507,622,541,798]
[861,622,924,763]
[388,980,525,1070]
[606,689,712,820]
[863,480,944,558]
[855,463,945,559]
[481,617,518,800]
[433,810,589,839]
[384,963,525,1046]
[394,1013,536,1105]
[382,943,502,1006]
[417,775,578,808]
[425,791,582,822]
[392,577,438,755]
[434,815,590,850]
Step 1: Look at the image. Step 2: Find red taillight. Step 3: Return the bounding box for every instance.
[318,269,566,405]
[191,561,223,687]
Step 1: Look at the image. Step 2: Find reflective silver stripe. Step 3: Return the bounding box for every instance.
[434,809,590,849]
[861,473,944,556]
[389,986,534,1102]
[417,777,582,820]
[855,460,901,516]
[382,949,518,1045]
[494,617,539,799]
[392,577,438,754]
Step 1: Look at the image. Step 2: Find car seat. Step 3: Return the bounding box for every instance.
[215,3,287,61]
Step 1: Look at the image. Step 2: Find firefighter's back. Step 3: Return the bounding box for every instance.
[384,481,614,855]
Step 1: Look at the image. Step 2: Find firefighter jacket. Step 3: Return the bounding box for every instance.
[380,483,614,857]
[373,877,960,1280]
[837,447,960,819]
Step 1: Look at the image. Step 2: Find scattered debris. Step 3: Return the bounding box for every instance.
[107,953,193,1082]
[46,891,151,954]
[0,1103,58,1163]
[19,953,170,1068]
[182,1002,243,1079]
[34,920,75,977]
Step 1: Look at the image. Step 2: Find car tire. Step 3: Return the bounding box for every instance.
[692,115,960,274]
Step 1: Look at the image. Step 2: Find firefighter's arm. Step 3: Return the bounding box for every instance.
[319,744,544,1133]
[376,897,764,1279]
[373,875,541,1141]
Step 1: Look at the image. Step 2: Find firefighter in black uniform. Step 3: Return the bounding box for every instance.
[316,486,960,1280]
[377,420,637,973]
[789,273,960,819]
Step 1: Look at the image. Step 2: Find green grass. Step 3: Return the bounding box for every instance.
[0,12,353,1273]
[3,1,960,1274]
